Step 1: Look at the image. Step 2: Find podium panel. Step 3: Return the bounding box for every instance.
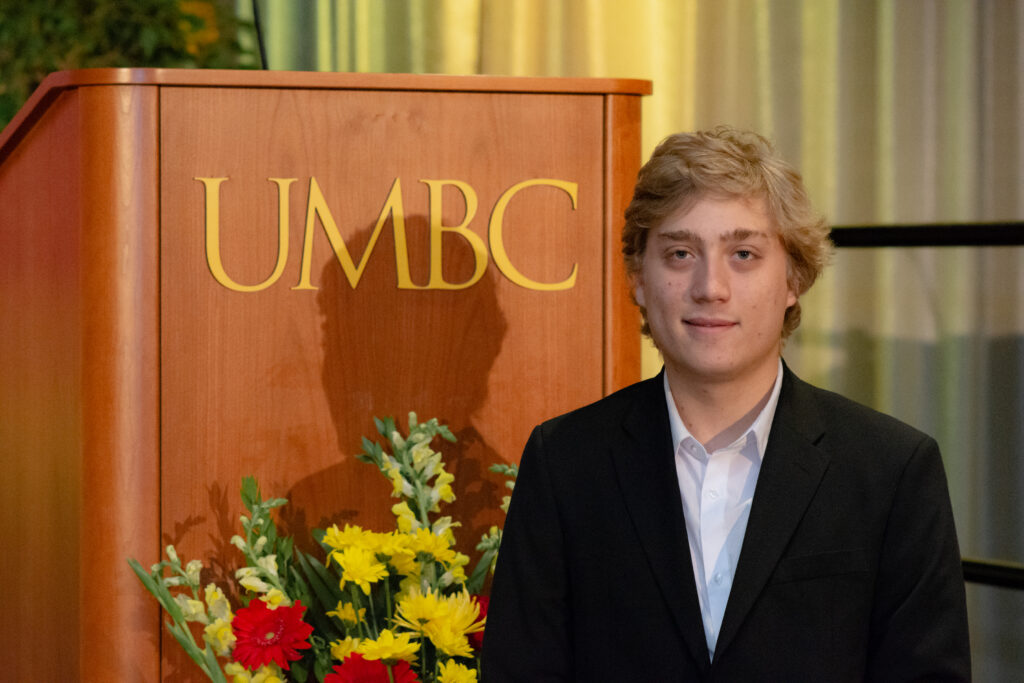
[0,69,649,681]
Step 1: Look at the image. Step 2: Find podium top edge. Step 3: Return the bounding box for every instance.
[0,69,652,161]
[38,68,654,95]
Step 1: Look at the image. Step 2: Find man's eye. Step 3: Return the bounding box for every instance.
[735,249,754,260]
[669,249,690,260]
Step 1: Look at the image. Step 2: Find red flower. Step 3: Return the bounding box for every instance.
[231,598,314,671]
[469,594,489,651]
[324,653,419,683]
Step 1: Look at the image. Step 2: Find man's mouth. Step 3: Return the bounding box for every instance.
[684,317,736,328]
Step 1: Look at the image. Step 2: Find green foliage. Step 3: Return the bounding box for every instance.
[0,0,255,131]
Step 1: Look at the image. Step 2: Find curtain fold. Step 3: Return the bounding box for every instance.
[244,1,1024,677]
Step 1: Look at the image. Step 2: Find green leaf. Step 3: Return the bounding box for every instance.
[297,549,345,610]
[466,546,497,594]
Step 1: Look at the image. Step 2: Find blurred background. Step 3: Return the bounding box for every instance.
[2,1,1021,678]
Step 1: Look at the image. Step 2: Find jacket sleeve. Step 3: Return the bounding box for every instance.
[482,425,572,682]
[866,435,971,681]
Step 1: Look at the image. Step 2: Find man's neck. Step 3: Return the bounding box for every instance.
[666,357,781,447]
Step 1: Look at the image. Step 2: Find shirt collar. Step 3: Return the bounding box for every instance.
[663,358,784,460]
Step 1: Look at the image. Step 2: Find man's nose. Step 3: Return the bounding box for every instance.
[691,258,730,302]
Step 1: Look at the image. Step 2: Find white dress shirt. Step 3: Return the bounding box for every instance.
[664,359,784,660]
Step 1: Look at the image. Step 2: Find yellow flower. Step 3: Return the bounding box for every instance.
[330,636,361,661]
[224,662,251,682]
[411,441,438,471]
[204,583,233,621]
[378,532,418,576]
[238,575,271,593]
[335,546,389,595]
[203,617,235,656]
[387,465,407,497]
[423,591,485,658]
[250,664,285,683]
[392,501,419,533]
[393,588,448,632]
[423,622,473,658]
[323,524,374,553]
[409,527,456,564]
[327,601,365,625]
[435,470,456,501]
[260,588,291,609]
[174,594,208,623]
[438,660,479,683]
[357,628,420,664]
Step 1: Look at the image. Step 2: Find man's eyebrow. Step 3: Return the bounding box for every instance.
[653,228,772,243]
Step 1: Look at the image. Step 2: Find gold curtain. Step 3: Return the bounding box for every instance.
[245,2,1024,676]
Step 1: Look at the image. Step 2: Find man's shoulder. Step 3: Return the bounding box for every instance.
[783,368,935,451]
[536,374,663,442]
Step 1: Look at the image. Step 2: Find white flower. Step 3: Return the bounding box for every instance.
[257,554,279,578]
[185,559,204,585]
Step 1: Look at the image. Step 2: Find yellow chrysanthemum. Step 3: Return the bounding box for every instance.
[393,588,448,632]
[357,628,420,664]
[378,532,418,576]
[203,617,236,656]
[409,527,456,564]
[330,636,361,661]
[327,601,365,625]
[423,621,473,658]
[438,659,479,683]
[322,524,374,553]
[423,591,485,657]
[335,546,389,595]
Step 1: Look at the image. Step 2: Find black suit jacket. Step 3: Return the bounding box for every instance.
[483,366,970,681]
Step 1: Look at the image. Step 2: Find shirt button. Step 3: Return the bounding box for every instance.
[713,573,723,585]
[707,489,720,500]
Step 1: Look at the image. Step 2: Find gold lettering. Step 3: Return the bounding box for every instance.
[419,180,488,290]
[294,176,415,290]
[199,177,294,292]
[489,179,579,291]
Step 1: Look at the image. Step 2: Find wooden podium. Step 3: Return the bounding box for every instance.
[0,69,649,681]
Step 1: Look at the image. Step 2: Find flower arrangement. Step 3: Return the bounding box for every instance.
[129,413,516,683]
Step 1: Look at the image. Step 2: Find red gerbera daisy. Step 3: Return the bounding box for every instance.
[324,653,419,683]
[231,598,314,671]
[469,594,489,651]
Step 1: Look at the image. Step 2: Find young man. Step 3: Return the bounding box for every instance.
[483,127,970,681]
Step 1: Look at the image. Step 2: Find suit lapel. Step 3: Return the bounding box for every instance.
[714,366,831,659]
[610,373,712,672]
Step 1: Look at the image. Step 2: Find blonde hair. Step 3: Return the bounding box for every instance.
[622,126,832,338]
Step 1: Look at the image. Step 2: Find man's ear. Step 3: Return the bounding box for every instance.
[632,277,645,307]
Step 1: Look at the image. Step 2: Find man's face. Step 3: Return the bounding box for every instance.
[634,195,796,388]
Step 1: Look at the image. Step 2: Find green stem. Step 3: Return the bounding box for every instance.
[349,585,370,640]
